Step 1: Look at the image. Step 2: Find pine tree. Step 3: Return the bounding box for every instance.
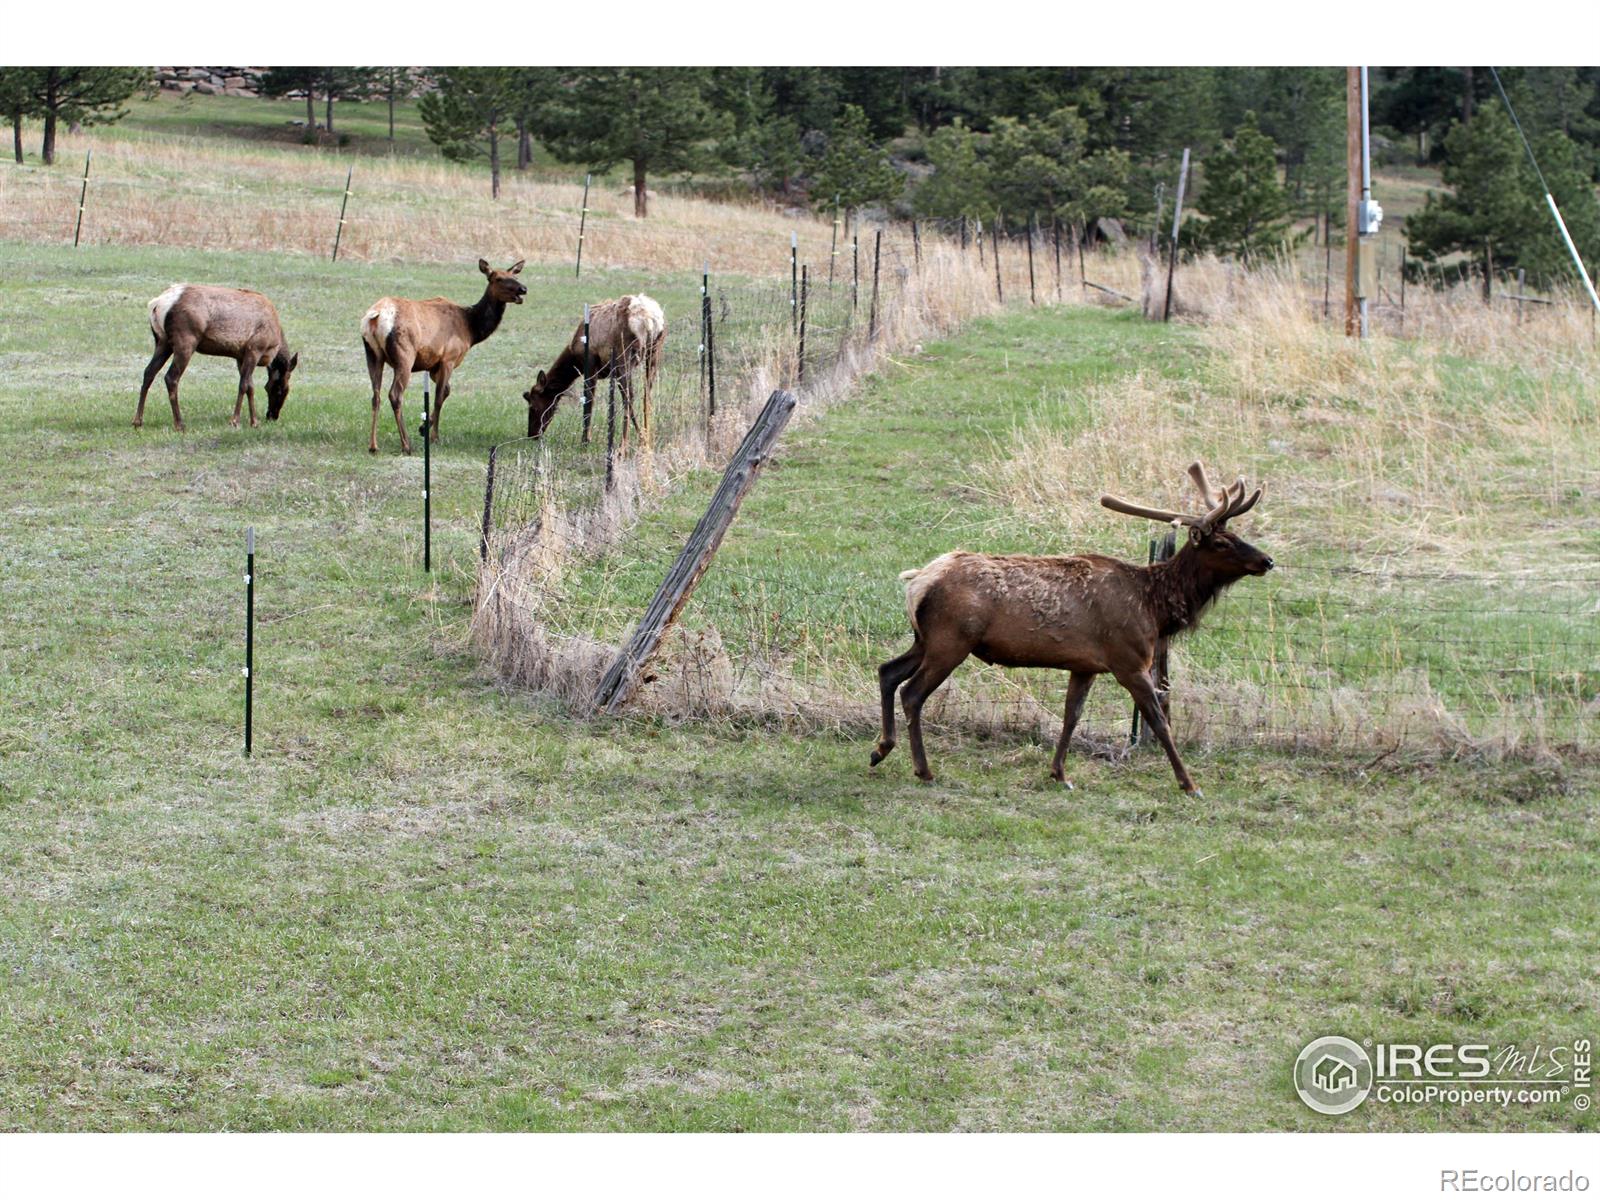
[810,104,901,213]
[914,120,990,220]
[536,68,731,218]
[418,68,519,199]
[23,67,148,165]
[1406,106,1600,288]
[261,68,324,133]
[1184,112,1298,260]
[0,68,40,164]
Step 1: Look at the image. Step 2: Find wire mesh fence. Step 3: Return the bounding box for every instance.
[472,217,1597,762]
[515,530,1599,761]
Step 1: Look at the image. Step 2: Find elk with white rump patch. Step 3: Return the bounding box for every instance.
[870,463,1273,793]
[136,285,299,431]
[522,294,666,444]
[361,258,526,454]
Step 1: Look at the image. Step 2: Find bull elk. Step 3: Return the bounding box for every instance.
[135,285,299,431]
[870,463,1273,793]
[361,258,526,454]
[523,295,666,444]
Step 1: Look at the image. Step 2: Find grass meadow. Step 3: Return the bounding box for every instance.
[1,96,1597,1131]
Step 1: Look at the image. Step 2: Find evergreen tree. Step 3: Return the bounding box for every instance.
[987,106,1130,228]
[0,68,41,164]
[913,119,990,220]
[418,68,519,198]
[811,104,902,213]
[1184,112,1298,260]
[535,68,731,218]
[261,67,324,132]
[22,67,148,165]
[315,68,378,135]
[1406,106,1600,287]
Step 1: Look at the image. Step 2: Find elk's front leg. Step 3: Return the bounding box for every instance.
[1115,667,1198,795]
[232,358,255,428]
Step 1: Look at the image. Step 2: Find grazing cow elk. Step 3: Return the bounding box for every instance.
[523,295,666,443]
[136,285,299,431]
[871,463,1273,793]
[361,258,526,454]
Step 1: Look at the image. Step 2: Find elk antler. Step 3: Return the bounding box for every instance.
[1102,468,1263,531]
[1187,461,1226,506]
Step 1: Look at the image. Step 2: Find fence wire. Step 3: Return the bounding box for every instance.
[474,225,1598,762]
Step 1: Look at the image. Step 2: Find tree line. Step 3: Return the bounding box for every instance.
[4,66,1597,287]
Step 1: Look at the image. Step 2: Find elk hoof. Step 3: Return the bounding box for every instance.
[914,769,935,784]
[132,419,142,430]
[173,422,186,433]
[869,743,892,767]
[1183,785,1204,799]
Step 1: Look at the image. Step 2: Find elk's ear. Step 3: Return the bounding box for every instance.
[522,388,533,401]
[478,258,491,275]
[288,352,299,371]
[508,259,525,275]
[536,369,547,386]
[1187,523,1207,545]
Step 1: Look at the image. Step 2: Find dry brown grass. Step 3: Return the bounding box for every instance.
[990,255,1600,575]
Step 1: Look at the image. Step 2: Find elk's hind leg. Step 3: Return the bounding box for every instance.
[387,359,414,455]
[365,342,386,454]
[870,641,923,766]
[135,338,172,429]
[1050,671,1096,785]
[163,343,195,432]
[901,643,969,782]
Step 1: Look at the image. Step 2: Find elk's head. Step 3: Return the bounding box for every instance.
[264,349,300,420]
[1101,462,1274,579]
[480,257,527,305]
[523,369,561,438]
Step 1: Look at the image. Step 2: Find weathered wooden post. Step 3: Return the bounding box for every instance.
[1026,214,1037,305]
[592,391,799,714]
[992,217,1003,303]
[1052,215,1063,301]
[911,219,921,271]
[1163,148,1191,323]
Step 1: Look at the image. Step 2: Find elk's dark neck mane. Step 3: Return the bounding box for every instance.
[465,288,507,345]
[539,348,584,398]
[1146,547,1242,638]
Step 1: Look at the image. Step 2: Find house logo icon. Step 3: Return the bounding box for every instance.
[1294,1036,1374,1115]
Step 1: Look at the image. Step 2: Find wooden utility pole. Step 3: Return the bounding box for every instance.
[1345,66,1361,338]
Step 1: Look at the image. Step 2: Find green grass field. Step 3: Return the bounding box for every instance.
[2,234,1595,1131]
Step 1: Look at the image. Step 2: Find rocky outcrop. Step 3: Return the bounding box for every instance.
[154,68,269,98]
